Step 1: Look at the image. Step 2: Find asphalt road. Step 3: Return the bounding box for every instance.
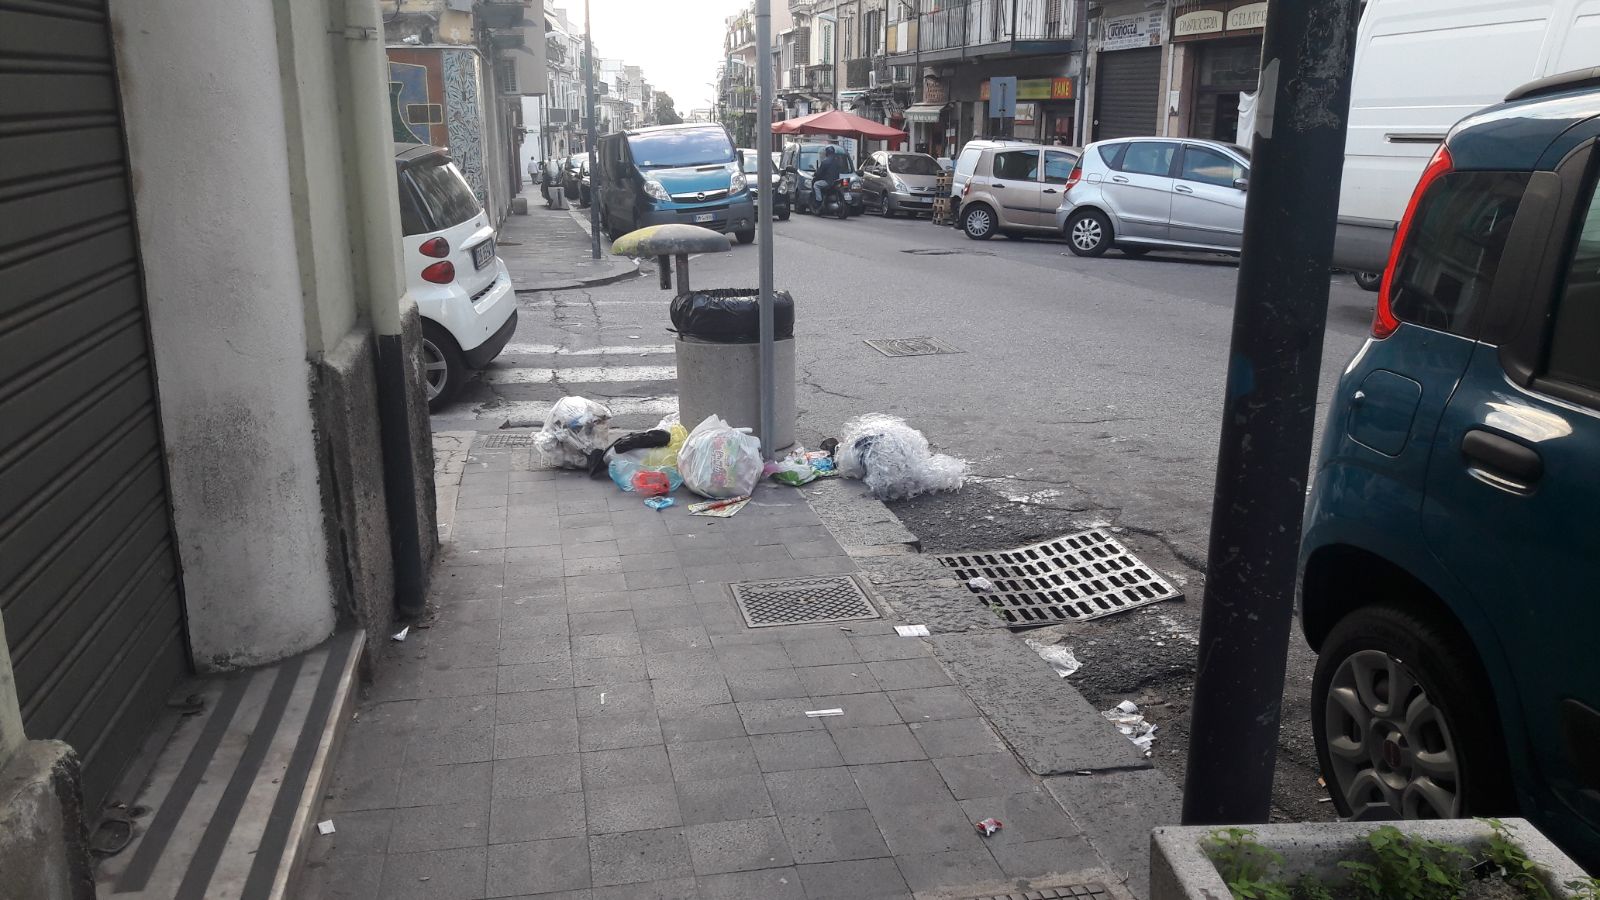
[439,203,1377,822]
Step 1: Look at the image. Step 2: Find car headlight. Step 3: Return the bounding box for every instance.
[892,177,907,192]
[730,169,747,194]
[643,178,671,202]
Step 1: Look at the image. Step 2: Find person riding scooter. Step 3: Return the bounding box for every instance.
[812,145,846,208]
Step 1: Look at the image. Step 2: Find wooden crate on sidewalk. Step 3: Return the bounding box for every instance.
[931,172,954,225]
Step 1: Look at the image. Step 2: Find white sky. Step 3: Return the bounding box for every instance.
[556,0,746,114]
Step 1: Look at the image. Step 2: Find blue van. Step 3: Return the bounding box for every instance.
[1299,69,1600,869]
[595,123,757,244]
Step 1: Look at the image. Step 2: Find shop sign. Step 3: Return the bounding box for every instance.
[1050,77,1074,99]
[1014,102,1038,125]
[1226,2,1267,30]
[984,77,1074,101]
[923,75,947,104]
[1174,9,1223,37]
[1101,10,1164,52]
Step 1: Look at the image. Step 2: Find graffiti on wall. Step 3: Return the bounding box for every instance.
[441,50,487,208]
[386,48,488,207]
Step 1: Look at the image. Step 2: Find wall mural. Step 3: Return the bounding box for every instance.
[387,58,446,146]
[442,50,488,208]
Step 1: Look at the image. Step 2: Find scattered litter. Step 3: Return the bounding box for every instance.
[894,624,931,637]
[644,496,675,510]
[834,414,968,500]
[1317,777,1326,788]
[765,447,839,486]
[679,415,764,498]
[805,708,845,717]
[599,692,607,705]
[1102,700,1158,755]
[390,626,409,642]
[974,817,1003,836]
[1025,639,1082,678]
[688,496,751,518]
[533,396,612,469]
[316,820,336,836]
[1318,797,1333,803]
[628,335,640,339]
[966,576,995,593]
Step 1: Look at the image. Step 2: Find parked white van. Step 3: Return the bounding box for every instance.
[1333,0,1600,276]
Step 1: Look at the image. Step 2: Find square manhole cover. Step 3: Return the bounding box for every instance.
[478,433,537,448]
[864,337,964,358]
[730,575,879,628]
[935,529,1182,629]
[961,885,1110,900]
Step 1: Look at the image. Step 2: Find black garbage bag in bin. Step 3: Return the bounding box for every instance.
[670,289,794,343]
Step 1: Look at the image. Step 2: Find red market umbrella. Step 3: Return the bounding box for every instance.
[771,109,907,140]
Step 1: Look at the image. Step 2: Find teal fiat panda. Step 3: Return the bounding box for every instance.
[1299,69,1600,870]
[595,123,756,244]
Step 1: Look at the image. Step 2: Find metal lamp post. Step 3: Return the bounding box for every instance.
[755,0,776,459]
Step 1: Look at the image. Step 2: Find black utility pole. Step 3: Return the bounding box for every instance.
[583,0,601,259]
[1180,0,1361,825]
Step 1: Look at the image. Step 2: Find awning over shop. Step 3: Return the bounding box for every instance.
[901,103,945,124]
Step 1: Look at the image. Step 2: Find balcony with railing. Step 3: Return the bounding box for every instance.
[846,56,871,89]
[726,86,757,113]
[785,65,805,91]
[806,66,834,93]
[894,0,1078,60]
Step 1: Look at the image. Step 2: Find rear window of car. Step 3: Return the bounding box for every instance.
[1544,178,1600,393]
[797,146,853,172]
[1097,143,1128,170]
[1389,171,1528,336]
[403,159,481,232]
[954,147,982,178]
[991,149,1039,181]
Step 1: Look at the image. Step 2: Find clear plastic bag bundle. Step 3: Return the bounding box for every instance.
[678,415,764,499]
[834,414,968,501]
[533,396,612,469]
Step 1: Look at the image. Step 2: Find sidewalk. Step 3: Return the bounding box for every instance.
[499,190,640,292]
[297,435,1165,900]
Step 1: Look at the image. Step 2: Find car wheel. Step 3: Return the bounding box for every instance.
[962,204,996,240]
[420,321,467,413]
[1312,605,1513,822]
[777,206,791,221]
[1354,270,1383,292]
[1066,209,1112,257]
[735,229,755,244]
[1120,246,1150,257]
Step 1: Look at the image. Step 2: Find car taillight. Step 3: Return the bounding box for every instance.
[1064,163,1082,189]
[1374,144,1453,339]
[421,261,455,284]
[961,183,970,196]
[419,237,450,258]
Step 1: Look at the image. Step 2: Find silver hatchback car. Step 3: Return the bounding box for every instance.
[1055,137,1251,257]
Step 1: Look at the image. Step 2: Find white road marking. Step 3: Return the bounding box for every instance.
[483,365,678,385]
[500,343,677,356]
[484,397,679,422]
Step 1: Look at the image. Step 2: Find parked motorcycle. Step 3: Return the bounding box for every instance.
[814,178,856,220]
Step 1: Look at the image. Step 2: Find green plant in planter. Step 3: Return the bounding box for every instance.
[1203,828,1327,900]
[1339,825,1471,899]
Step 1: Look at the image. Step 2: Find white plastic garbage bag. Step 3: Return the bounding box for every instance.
[834,414,968,500]
[678,415,764,499]
[533,396,612,469]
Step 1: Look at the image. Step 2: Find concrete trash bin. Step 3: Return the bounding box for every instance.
[676,335,796,453]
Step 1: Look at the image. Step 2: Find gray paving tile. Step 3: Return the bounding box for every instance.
[489,793,586,843]
[581,745,673,790]
[586,782,682,834]
[866,658,952,691]
[579,712,662,752]
[492,754,582,798]
[326,765,402,813]
[567,573,630,594]
[573,655,649,687]
[784,539,846,559]
[830,725,928,765]
[763,768,866,814]
[782,638,862,667]
[675,774,775,826]
[932,753,1038,801]
[713,643,793,673]
[574,682,654,718]
[910,717,1004,759]
[777,809,889,863]
[564,555,623,577]
[727,669,808,702]
[497,662,573,693]
[666,737,759,783]
[378,846,487,900]
[645,649,721,679]
[893,847,1006,894]
[397,762,493,808]
[563,539,621,560]
[650,674,732,717]
[388,800,491,853]
[627,568,689,590]
[850,635,933,662]
[750,731,845,773]
[590,877,695,900]
[563,525,618,546]
[405,723,494,766]
[497,639,573,667]
[567,592,634,615]
[695,867,805,900]
[631,605,704,631]
[486,836,591,897]
[496,688,578,725]
[299,852,383,900]
[659,705,747,745]
[808,693,903,732]
[619,551,681,573]
[569,610,638,636]
[573,632,644,659]
[316,807,392,856]
[680,563,748,585]
[684,817,793,875]
[638,625,712,655]
[874,800,983,855]
[495,718,580,759]
[848,760,954,809]
[411,667,500,699]
[560,509,612,526]
[886,686,982,723]
[589,828,692,887]
[735,698,824,735]
[414,640,501,670]
[957,790,1080,843]
[504,545,563,566]
[794,858,911,900]
[985,834,1101,880]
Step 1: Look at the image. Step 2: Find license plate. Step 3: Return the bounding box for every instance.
[841,191,854,202]
[471,239,494,270]
[694,213,714,223]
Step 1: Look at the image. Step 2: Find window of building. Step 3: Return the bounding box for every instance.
[843,15,854,59]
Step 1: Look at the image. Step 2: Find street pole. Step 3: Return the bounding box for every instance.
[1180,0,1361,825]
[583,0,601,259]
[755,0,776,460]
[831,0,840,111]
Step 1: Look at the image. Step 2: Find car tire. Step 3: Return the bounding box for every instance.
[1312,604,1514,822]
[735,229,755,244]
[777,206,791,221]
[881,199,896,218]
[420,321,467,413]
[962,203,997,240]
[1354,270,1383,292]
[1066,209,1112,257]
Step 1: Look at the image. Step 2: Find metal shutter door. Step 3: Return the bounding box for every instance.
[1,0,189,809]
[1093,46,1163,141]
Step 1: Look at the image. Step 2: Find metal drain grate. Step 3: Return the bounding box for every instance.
[730,575,879,628]
[960,885,1109,900]
[864,337,964,358]
[936,529,1181,629]
[477,433,537,448]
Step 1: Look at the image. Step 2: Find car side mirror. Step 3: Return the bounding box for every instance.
[1234,177,1249,191]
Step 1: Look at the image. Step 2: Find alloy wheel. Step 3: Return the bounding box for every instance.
[1324,649,1461,820]
[1071,216,1104,252]
[964,207,992,238]
[420,337,449,401]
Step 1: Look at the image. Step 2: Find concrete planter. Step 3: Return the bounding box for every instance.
[1150,818,1589,900]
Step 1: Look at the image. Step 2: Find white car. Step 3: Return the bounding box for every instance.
[395,144,517,411]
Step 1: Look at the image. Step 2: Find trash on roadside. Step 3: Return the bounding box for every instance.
[533,396,612,469]
[644,496,675,510]
[609,458,683,495]
[966,576,995,593]
[1102,700,1157,755]
[316,820,336,836]
[804,708,844,717]
[390,626,409,642]
[834,414,968,500]
[765,447,839,487]
[688,496,751,518]
[679,415,764,498]
[1025,638,1082,678]
[894,624,931,637]
[974,817,1003,836]
[591,427,675,478]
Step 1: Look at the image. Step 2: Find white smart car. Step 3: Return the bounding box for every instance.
[394,143,517,410]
